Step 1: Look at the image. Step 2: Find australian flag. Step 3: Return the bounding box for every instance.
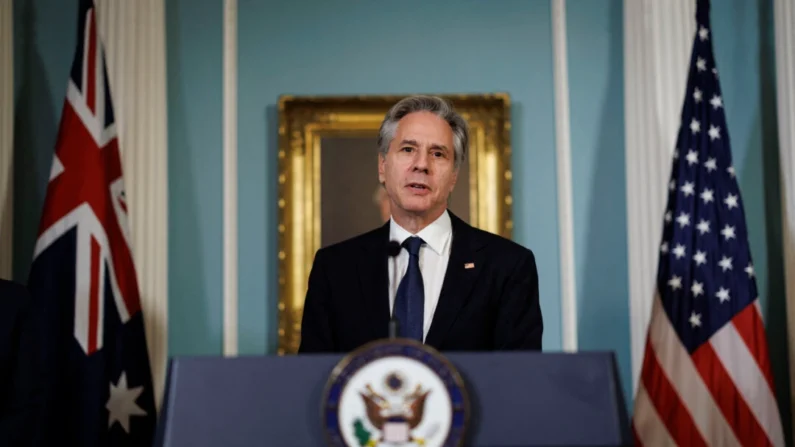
[25,0,157,445]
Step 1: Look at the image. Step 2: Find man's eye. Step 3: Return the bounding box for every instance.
[432,151,444,157]
[401,147,413,152]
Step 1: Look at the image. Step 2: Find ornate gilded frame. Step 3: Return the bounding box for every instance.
[276,94,513,354]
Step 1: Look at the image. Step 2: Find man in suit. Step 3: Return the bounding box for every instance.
[0,279,41,445]
[299,95,543,353]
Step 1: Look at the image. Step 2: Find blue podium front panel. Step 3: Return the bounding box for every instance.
[154,352,629,446]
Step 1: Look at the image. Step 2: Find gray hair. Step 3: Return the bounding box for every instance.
[377,95,469,169]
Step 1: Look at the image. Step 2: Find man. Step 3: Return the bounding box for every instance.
[299,95,542,353]
[0,279,41,445]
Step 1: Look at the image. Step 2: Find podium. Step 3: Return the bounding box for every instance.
[154,348,630,446]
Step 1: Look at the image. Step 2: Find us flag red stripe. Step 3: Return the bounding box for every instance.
[631,1,785,446]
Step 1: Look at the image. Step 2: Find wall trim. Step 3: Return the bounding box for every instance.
[774,0,795,437]
[551,0,577,352]
[0,0,13,281]
[223,0,239,357]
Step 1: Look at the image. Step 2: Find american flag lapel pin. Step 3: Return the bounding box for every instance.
[464,262,475,269]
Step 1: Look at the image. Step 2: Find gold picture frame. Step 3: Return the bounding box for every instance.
[276,93,513,355]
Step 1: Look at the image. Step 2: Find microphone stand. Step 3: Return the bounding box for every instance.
[389,316,399,339]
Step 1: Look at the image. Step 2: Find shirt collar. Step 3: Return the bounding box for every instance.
[389,210,452,256]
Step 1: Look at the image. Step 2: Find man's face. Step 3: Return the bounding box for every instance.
[378,111,458,220]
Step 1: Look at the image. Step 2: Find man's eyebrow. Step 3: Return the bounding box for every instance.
[399,139,449,151]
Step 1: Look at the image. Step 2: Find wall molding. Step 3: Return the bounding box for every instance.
[551,0,577,352]
[95,0,169,410]
[774,0,795,437]
[623,0,694,394]
[0,0,13,281]
[223,0,239,357]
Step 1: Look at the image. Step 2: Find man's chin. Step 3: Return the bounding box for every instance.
[394,201,443,217]
[397,200,431,213]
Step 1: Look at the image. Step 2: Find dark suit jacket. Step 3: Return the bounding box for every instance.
[0,279,41,446]
[298,211,543,353]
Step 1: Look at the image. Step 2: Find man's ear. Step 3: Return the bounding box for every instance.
[450,165,459,190]
[378,152,386,184]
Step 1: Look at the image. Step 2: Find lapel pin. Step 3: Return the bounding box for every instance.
[464,262,474,269]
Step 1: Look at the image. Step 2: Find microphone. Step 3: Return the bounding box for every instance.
[386,240,401,257]
[386,240,402,339]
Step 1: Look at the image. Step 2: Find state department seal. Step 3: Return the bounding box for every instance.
[322,338,469,447]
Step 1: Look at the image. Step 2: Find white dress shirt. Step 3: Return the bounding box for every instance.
[388,210,453,341]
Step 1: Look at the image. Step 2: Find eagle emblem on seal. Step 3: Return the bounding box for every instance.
[352,371,437,446]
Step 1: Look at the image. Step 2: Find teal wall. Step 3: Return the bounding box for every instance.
[566,0,631,406]
[9,0,789,427]
[166,0,225,356]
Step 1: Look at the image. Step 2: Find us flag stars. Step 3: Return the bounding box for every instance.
[654,18,759,342]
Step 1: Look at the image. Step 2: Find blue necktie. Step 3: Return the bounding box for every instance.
[394,236,425,341]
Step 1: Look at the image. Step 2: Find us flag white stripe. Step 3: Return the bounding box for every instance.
[632,383,676,446]
[647,293,741,446]
[710,320,785,446]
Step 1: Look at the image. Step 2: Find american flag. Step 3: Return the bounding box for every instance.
[630,1,785,446]
[26,0,156,445]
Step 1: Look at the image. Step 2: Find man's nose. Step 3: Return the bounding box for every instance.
[412,149,430,172]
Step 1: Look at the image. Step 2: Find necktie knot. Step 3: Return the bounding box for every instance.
[403,236,424,257]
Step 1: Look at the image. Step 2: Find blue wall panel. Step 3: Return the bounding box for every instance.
[166,0,225,356]
[566,0,632,410]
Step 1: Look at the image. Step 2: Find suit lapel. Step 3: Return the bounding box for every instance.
[356,222,391,340]
[424,212,483,349]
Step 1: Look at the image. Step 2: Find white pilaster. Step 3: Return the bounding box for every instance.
[774,0,795,436]
[551,0,578,352]
[95,0,169,410]
[223,0,238,357]
[623,0,695,394]
[0,0,13,281]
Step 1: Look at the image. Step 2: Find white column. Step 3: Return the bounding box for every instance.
[774,0,795,436]
[94,0,169,410]
[623,0,695,394]
[223,0,238,357]
[0,0,13,281]
[551,0,578,352]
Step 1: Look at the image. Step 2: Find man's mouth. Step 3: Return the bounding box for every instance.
[407,183,429,190]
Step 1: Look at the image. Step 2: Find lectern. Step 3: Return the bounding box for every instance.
[154,347,630,446]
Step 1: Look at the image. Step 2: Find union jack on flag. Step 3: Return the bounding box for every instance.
[631,1,784,446]
[26,0,156,445]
